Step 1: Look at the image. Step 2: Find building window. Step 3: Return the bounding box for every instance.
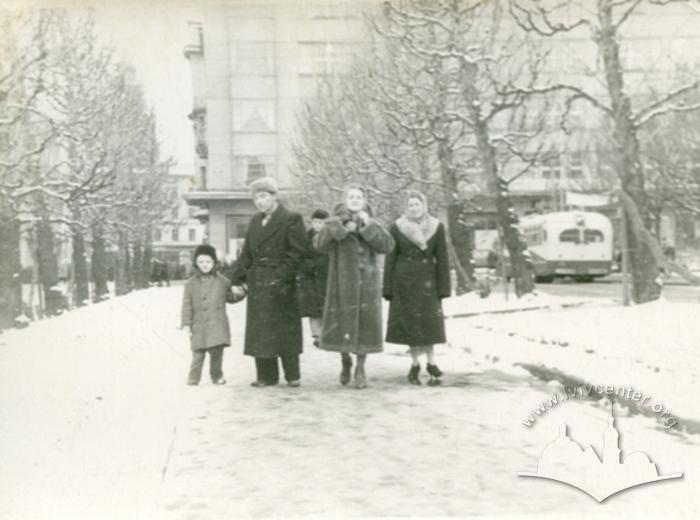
[569,152,584,179]
[234,43,275,75]
[541,156,562,180]
[307,1,356,19]
[199,165,207,190]
[620,44,644,71]
[188,228,196,241]
[546,47,571,73]
[154,228,162,241]
[171,205,179,219]
[171,228,179,242]
[0,131,9,151]
[232,99,275,132]
[299,42,351,75]
[233,155,276,184]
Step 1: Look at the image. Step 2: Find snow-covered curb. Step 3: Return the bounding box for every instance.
[446,298,700,437]
[442,290,600,318]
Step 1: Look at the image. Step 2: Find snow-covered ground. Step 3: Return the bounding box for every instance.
[456,297,700,432]
[1,287,698,519]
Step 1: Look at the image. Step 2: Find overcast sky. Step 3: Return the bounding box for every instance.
[4,0,199,175]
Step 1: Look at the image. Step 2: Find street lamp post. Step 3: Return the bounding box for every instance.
[618,193,631,306]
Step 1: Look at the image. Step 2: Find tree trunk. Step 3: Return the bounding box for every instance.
[597,0,661,303]
[0,215,22,330]
[142,234,153,288]
[496,178,536,297]
[437,138,474,294]
[446,202,474,294]
[71,226,89,307]
[125,238,134,292]
[115,230,129,296]
[36,219,61,316]
[133,239,144,289]
[91,225,109,301]
[462,64,535,297]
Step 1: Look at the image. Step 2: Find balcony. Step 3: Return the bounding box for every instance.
[188,107,207,159]
[184,21,203,59]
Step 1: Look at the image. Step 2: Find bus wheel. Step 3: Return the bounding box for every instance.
[536,275,554,283]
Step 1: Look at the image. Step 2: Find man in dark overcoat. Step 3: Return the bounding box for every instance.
[227,177,308,387]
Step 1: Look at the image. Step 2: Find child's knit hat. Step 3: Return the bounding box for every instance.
[193,244,217,264]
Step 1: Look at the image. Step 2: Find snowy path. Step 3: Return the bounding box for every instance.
[1,287,698,519]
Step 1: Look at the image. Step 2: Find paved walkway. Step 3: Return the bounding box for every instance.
[0,287,697,519]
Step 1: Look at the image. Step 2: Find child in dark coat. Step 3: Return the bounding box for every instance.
[181,244,246,385]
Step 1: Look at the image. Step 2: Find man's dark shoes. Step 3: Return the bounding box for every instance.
[250,380,277,387]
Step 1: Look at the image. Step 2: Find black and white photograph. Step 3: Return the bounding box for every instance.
[1,0,700,518]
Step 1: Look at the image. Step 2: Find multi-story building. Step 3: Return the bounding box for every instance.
[183,0,376,258]
[184,0,700,258]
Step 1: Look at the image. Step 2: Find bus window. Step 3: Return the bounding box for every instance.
[584,229,604,243]
[559,229,581,244]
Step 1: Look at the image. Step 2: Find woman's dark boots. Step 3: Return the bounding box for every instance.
[340,354,353,385]
[426,363,443,386]
[408,364,421,385]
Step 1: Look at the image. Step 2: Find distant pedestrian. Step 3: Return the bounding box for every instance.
[151,259,163,286]
[383,190,451,385]
[227,177,308,387]
[298,209,330,348]
[180,244,246,386]
[163,261,171,287]
[314,185,394,389]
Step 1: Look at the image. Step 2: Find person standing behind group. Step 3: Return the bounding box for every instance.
[314,185,394,389]
[383,190,451,386]
[228,177,308,387]
[298,209,330,348]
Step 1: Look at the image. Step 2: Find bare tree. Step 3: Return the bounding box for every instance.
[292,0,553,296]
[509,0,700,302]
[1,9,176,322]
[0,10,54,326]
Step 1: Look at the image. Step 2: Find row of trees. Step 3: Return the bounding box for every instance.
[291,0,700,302]
[0,10,176,329]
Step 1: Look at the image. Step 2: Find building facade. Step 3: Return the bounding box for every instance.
[184,0,700,259]
[183,0,376,258]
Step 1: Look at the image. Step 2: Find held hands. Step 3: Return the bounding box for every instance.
[232,285,246,300]
[181,325,192,336]
[357,211,370,226]
[344,212,369,232]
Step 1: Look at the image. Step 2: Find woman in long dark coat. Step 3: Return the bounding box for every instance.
[314,185,394,389]
[383,190,451,386]
[298,209,330,347]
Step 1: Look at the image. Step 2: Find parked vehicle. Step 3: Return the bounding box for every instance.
[499,211,614,283]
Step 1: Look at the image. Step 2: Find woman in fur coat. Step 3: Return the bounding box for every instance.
[314,185,394,389]
[383,190,451,385]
